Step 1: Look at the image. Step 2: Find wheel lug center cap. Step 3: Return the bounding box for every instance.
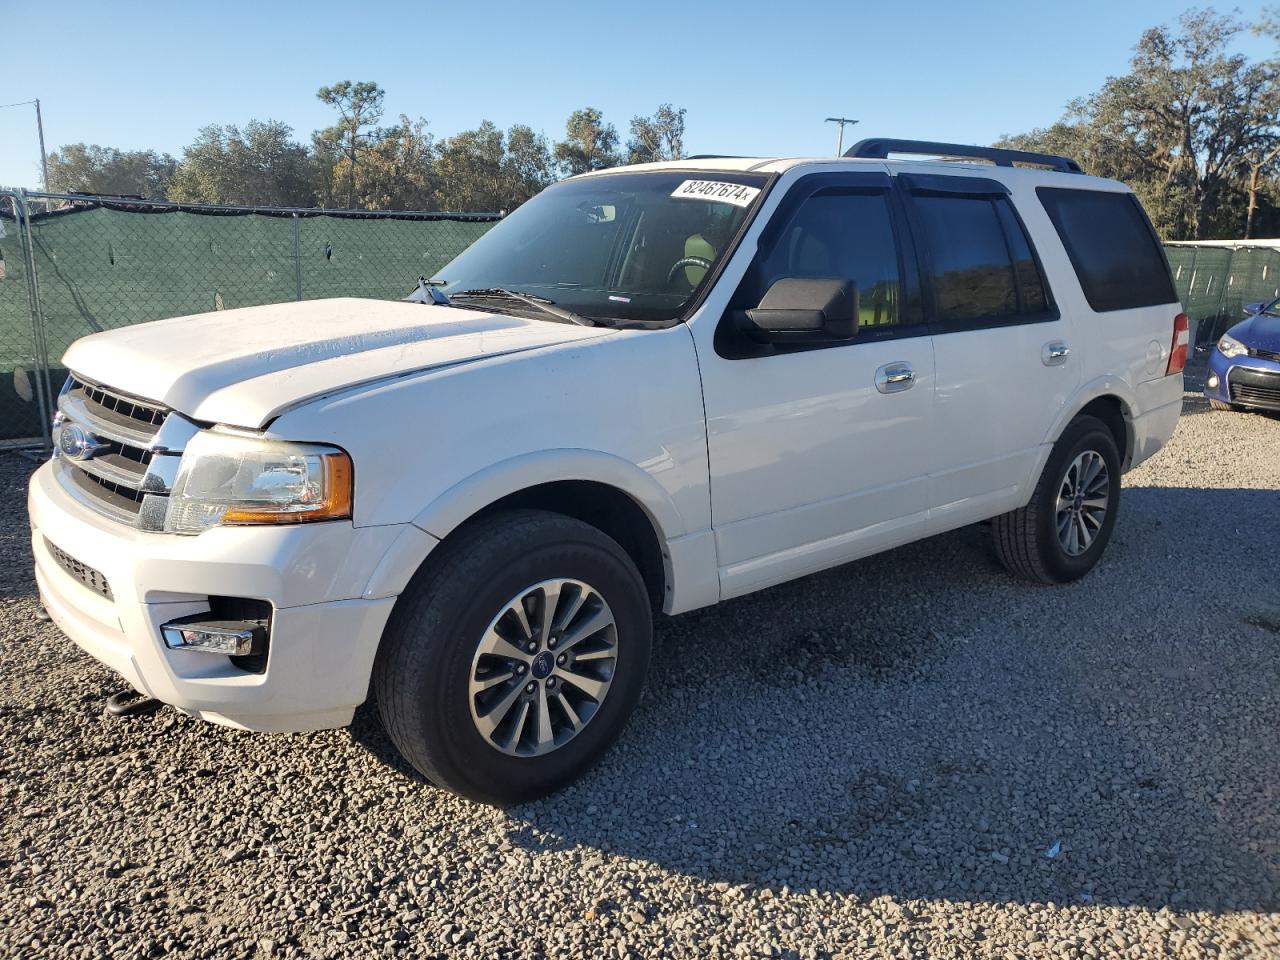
[530,651,555,680]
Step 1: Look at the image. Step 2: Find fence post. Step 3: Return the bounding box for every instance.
[292,213,302,302]
[1215,248,1234,344]
[14,190,53,452]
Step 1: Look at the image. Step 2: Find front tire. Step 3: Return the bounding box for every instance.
[992,415,1122,584]
[373,509,652,805]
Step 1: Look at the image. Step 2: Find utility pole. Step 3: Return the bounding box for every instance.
[34,99,49,191]
[0,98,50,188]
[825,117,858,156]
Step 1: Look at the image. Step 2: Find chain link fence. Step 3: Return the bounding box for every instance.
[1165,241,1280,351]
[0,189,500,447]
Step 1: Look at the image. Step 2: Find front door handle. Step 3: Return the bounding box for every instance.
[1042,340,1070,366]
[875,361,915,394]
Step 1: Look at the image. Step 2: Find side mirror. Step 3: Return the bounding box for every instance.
[1244,298,1280,318]
[741,277,859,344]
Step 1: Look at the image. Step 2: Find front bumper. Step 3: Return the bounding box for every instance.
[29,460,408,732]
[1205,349,1280,411]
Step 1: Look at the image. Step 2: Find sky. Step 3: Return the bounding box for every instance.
[1,0,1275,189]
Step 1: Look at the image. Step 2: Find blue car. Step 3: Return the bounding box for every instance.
[1205,297,1280,412]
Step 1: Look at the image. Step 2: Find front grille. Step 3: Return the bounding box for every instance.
[1249,347,1280,363]
[1228,367,1280,409]
[74,377,167,429]
[54,374,189,529]
[46,538,113,601]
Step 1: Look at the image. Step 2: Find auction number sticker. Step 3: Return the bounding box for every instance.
[670,180,761,208]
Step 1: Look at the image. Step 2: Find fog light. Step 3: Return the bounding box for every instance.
[161,617,266,656]
[1207,373,1219,388]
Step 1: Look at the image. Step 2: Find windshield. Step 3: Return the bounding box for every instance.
[433,170,770,324]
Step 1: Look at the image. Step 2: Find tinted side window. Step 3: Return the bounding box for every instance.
[755,190,903,328]
[995,201,1048,315]
[1037,188,1177,312]
[914,195,1015,323]
[914,194,1051,325]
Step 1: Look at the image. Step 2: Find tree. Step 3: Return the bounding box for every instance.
[435,121,507,211]
[1242,140,1280,238]
[355,116,437,210]
[997,119,1171,228]
[999,9,1280,240]
[553,107,620,176]
[315,80,385,207]
[500,124,554,208]
[1245,6,1280,236]
[45,93,692,214]
[167,120,317,206]
[1105,9,1279,238]
[46,144,177,198]
[432,122,555,211]
[627,104,687,164]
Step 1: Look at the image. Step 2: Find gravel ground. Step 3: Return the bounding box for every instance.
[3,366,1279,959]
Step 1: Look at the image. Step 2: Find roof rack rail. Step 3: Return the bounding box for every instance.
[844,138,1083,174]
[684,154,748,160]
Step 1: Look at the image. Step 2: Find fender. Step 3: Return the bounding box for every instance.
[361,448,695,603]
[1019,374,1139,500]
[1040,374,1138,446]
[410,448,689,541]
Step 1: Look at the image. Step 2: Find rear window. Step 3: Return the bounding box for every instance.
[1036,188,1177,312]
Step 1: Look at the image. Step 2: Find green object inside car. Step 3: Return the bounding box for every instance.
[684,234,715,285]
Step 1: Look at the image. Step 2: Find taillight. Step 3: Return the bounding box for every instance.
[1166,313,1189,375]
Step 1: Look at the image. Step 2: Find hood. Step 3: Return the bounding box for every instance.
[62,297,613,427]
[1231,311,1280,353]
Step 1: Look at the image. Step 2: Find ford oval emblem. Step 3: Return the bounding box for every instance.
[57,423,108,461]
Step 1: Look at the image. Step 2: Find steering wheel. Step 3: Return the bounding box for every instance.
[667,256,714,286]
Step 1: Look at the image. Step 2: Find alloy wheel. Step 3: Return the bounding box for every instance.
[468,578,618,757]
[1055,450,1109,557]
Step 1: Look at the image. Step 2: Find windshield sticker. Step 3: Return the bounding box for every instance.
[671,180,761,208]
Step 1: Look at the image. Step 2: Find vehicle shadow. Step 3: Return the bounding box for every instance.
[380,484,1280,913]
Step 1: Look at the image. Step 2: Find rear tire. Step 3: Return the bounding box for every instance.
[373,509,652,805]
[992,415,1121,584]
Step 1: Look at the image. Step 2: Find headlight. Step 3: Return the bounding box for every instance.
[1217,333,1248,358]
[165,430,353,535]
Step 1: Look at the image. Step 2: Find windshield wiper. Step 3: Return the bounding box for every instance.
[450,288,596,327]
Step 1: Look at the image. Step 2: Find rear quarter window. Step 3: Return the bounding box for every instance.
[1036,187,1177,313]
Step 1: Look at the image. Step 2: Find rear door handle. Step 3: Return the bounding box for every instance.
[875,361,915,394]
[1042,340,1070,366]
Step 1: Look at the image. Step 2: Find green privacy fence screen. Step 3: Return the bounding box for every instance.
[1165,242,1280,349]
[0,190,500,445]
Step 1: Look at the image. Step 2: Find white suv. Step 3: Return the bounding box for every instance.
[30,139,1186,803]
